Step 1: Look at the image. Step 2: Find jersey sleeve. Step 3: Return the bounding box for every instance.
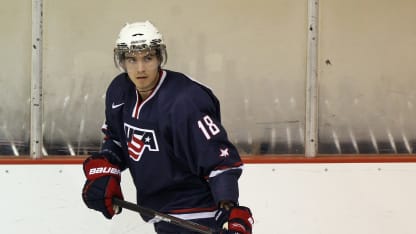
[99,82,127,170]
[100,120,126,170]
[170,85,243,205]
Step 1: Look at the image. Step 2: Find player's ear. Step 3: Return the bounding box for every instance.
[157,55,162,67]
[120,61,127,71]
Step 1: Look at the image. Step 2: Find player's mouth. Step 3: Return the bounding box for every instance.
[136,76,147,80]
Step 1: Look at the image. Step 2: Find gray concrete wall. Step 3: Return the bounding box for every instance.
[318,0,416,153]
[1,0,415,154]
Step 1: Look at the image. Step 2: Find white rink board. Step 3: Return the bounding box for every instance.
[1,163,416,234]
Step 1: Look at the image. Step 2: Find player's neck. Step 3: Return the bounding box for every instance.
[136,70,161,100]
[138,89,153,100]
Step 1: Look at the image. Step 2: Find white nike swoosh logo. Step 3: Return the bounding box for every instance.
[112,102,125,109]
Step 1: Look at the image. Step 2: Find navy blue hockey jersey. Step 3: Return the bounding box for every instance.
[101,69,243,221]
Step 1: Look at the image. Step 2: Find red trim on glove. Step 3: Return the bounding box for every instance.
[227,206,253,234]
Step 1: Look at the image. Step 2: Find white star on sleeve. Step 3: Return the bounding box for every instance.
[219,148,229,157]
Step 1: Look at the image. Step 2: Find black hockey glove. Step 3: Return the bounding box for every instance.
[215,205,253,234]
[82,153,123,219]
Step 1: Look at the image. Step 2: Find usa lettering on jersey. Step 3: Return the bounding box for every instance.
[124,123,159,161]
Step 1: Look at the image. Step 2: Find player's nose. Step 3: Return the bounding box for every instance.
[135,61,146,73]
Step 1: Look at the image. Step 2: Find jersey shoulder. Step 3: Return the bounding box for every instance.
[106,73,135,105]
[162,70,220,117]
[163,70,218,105]
[107,73,134,94]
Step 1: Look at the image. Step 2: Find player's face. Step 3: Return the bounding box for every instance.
[123,50,160,92]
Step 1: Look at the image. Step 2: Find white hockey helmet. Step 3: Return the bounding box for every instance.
[114,21,167,70]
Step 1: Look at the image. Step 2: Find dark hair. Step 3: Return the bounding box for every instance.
[113,46,167,71]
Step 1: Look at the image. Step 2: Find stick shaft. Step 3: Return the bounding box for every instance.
[113,198,216,234]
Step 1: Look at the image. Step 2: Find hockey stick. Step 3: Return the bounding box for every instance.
[113,198,217,234]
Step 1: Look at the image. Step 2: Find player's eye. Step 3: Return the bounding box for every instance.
[126,57,136,63]
[143,55,154,62]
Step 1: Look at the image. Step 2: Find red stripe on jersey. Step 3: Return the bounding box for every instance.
[168,206,217,214]
[128,151,138,161]
[128,137,144,152]
[214,162,243,171]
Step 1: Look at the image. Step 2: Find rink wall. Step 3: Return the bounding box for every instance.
[2,0,416,155]
[2,157,416,234]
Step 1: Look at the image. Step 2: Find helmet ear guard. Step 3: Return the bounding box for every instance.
[113,21,167,71]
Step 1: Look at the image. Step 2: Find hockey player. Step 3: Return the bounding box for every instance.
[81,21,253,234]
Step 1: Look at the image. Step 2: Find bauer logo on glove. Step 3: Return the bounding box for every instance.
[88,167,121,176]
